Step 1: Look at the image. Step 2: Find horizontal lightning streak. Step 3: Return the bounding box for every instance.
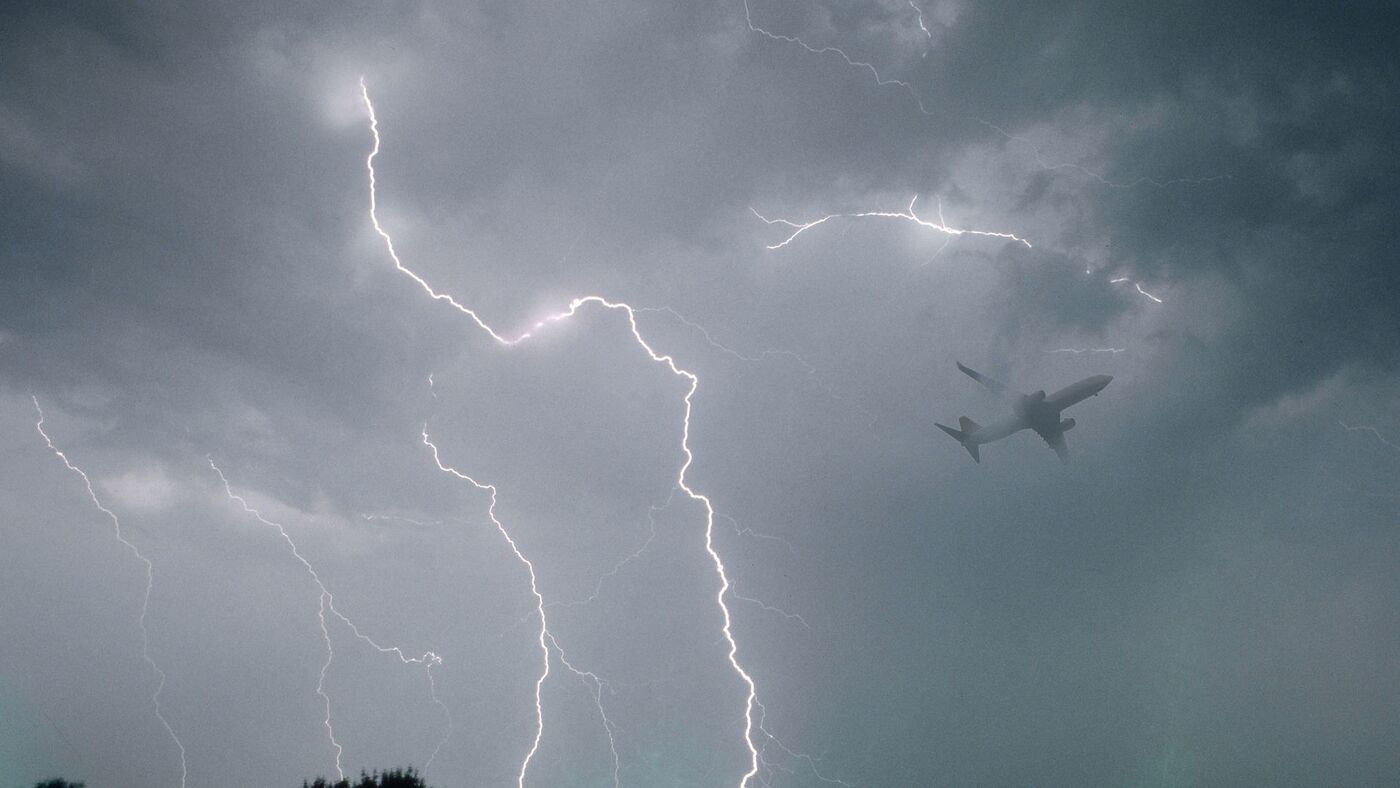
[752,194,1031,251]
[1339,421,1400,454]
[33,397,188,788]
[210,460,447,780]
[362,77,763,786]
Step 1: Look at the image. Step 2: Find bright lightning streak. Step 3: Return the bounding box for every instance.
[32,397,189,788]
[752,194,1031,251]
[1109,277,1164,303]
[362,78,765,786]
[209,460,448,781]
[910,1,932,43]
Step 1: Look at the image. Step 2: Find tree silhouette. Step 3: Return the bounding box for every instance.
[33,781,85,788]
[302,766,431,788]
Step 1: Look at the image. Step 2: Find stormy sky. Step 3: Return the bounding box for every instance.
[2,1,1398,786]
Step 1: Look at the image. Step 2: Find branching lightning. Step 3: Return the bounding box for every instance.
[546,632,622,788]
[32,397,189,788]
[743,0,933,114]
[419,429,552,787]
[362,79,764,785]
[752,194,1031,251]
[209,459,449,780]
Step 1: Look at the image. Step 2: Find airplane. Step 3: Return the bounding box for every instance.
[936,362,1112,463]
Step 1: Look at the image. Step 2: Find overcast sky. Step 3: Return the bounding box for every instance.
[3,2,1399,786]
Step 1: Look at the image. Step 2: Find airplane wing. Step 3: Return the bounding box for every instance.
[1034,426,1070,463]
[956,362,1020,398]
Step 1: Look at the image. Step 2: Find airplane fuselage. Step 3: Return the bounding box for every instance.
[937,366,1112,462]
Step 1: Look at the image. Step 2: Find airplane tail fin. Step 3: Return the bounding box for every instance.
[958,416,981,434]
[936,422,981,463]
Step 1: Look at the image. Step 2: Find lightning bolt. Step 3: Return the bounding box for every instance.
[732,587,810,631]
[1339,421,1400,454]
[362,79,763,785]
[910,1,932,45]
[1109,277,1164,303]
[209,459,449,781]
[420,429,552,786]
[32,396,189,787]
[743,0,933,113]
[752,194,1031,251]
[547,632,622,788]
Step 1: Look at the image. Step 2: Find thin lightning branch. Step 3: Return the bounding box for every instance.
[743,0,932,114]
[753,699,853,788]
[1339,421,1400,454]
[32,397,188,788]
[420,430,551,787]
[363,79,765,785]
[636,306,816,374]
[732,588,810,631]
[742,2,1222,191]
[1109,277,1164,303]
[752,194,1031,251]
[553,490,671,611]
[546,633,622,788]
[209,460,448,780]
[718,511,795,554]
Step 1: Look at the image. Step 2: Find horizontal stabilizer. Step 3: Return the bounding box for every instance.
[936,422,981,463]
[958,416,981,434]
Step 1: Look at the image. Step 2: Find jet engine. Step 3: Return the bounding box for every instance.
[1030,390,1046,402]
[1059,418,1076,431]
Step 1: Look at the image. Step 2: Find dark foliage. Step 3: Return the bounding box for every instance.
[33,781,85,788]
[302,767,431,788]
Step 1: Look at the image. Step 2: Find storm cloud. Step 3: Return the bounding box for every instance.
[3,1,1398,785]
